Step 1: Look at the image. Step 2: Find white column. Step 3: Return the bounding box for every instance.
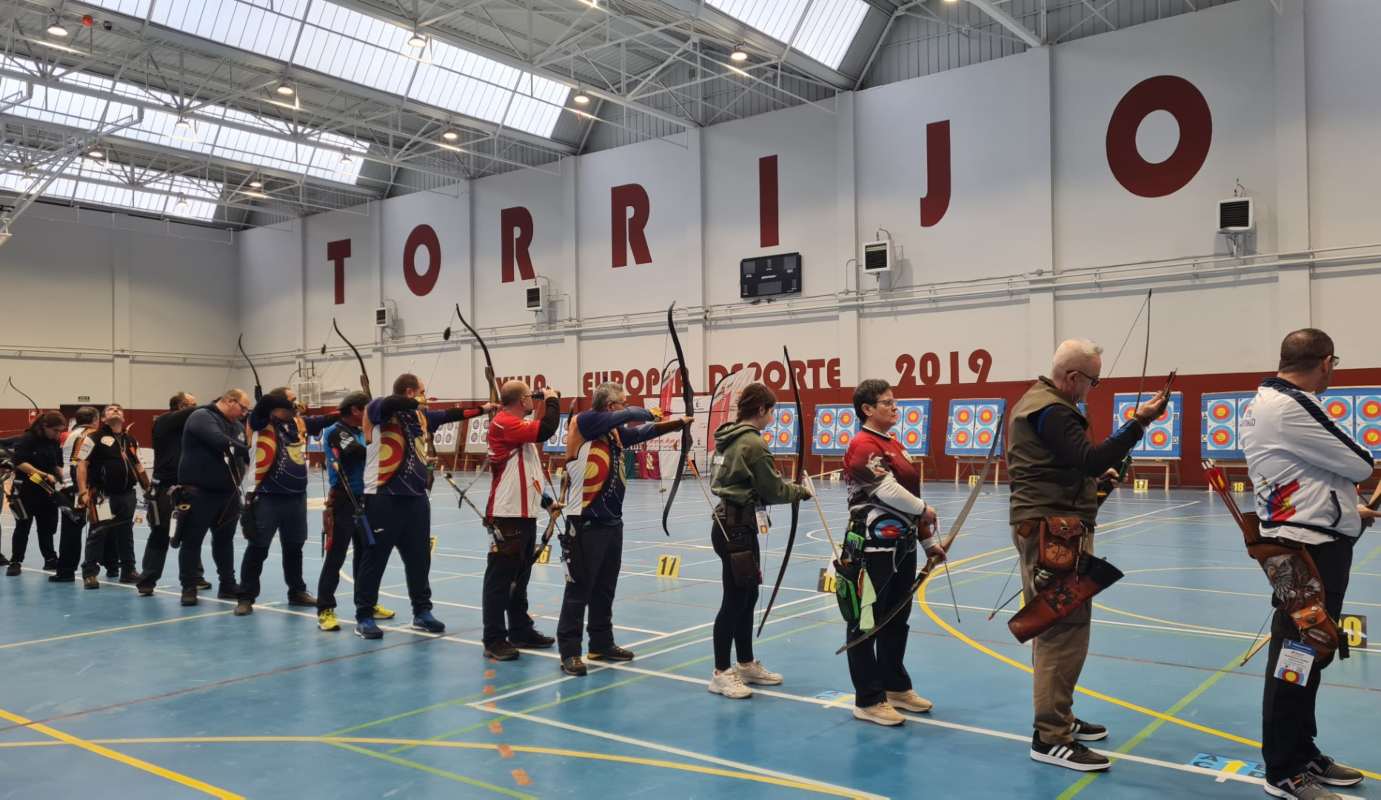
[1274,0,1312,334]
[836,91,861,386]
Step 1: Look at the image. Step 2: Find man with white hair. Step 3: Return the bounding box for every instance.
[1007,338,1167,771]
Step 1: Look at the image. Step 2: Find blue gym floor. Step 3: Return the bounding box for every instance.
[1,477,1378,799]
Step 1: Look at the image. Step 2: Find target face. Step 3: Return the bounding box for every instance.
[818,432,833,447]
[978,408,994,424]
[820,410,834,426]
[1363,426,1381,447]
[905,408,922,425]
[956,409,972,424]
[904,430,920,446]
[839,410,854,427]
[1210,401,1233,421]
[1326,399,1350,420]
[1211,427,1231,446]
[955,430,970,446]
[977,429,992,445]
[1150,430,1169,447]
[1362,399,1381,420]
[838,431,852,446]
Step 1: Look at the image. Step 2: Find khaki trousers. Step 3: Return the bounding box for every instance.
[1012,525,1093,746]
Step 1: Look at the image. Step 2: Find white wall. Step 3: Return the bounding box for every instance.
[8,0,1380,415]
[0,205,237,409]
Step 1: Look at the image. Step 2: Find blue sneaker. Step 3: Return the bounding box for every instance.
[411,611,445,634]
[354,618,383,640]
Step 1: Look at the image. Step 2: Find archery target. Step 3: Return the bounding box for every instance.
[1357,394,1381,453]
[542,414,570,453]
[897,399,930,455]
[812,404,858,456]
[946,399,1005,456]
[1318,388,1381,456]
[1323,394,1354,425]
[1116,392,1181,458]
[763,402,799,455]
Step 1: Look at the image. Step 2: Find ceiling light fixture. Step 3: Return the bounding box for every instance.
[573,92,591,105]
[248,179,263,188]
[86,147,104,160]
[441,130,459,142]
[275,83,295,97]
[175,194,189,212]
[729,45,748,63]
[46,14,69,37]
[175,116,193,131]
[407,30,427,49]
[338,153,354,169]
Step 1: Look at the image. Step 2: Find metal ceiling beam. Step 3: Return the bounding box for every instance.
[964,0,1043,47]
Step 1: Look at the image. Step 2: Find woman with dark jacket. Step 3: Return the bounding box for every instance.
[6,411,66,575]
[707,383,810,699]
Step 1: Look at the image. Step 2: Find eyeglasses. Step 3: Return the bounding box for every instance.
[1070,369,1101,388]
[871,399,898,408]
[1325,354,1341,367]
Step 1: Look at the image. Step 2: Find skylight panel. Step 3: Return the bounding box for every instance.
[0,160,220,221]
[78,0,152,19]
[705,0,869,69]
[296,3,417,97]
[708,0,808,43]
[793,0,870,68]
[151,0,305,62]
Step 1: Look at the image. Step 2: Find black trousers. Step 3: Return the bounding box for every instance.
[1262,537,1354,782]
[557,518,623,658]
[138,484,202,589]
[238,493,308,602]
[353,494,432,621]
[482,517,538,646]
[317,489,364,611]
[175,489,239,592]
[846,547,917,708]
[11,492,57,565]
[55,504,86,577]
[711,524,761,671]
[81,491,136,576]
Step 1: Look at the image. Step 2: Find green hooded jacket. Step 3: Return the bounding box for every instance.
[710,421,809,508]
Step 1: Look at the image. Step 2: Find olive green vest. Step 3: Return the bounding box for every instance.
[1007,377,1098,525]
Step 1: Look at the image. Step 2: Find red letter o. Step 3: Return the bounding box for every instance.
[403,224,441,296]
[1106,75,1212,198]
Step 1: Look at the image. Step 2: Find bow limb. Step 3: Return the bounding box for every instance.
[836,423,1002,655]
[237,334,263,402]
[456,303,498,404]
[7,377,39,412]
[757,346,804,636]
[660,302,693,538]
[332,317,371,399]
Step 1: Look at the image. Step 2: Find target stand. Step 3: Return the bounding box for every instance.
[1129,457,1178,490]
[953,457,1001,487]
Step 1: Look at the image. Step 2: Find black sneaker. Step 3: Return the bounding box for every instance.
[587,645,634,662]
[43,558,59,571]
[196,578,212,590]
[1029,733,1110,772]
[1307,756,1363,788]
[1266,772,1343,799]
[5,563,20,576]
[511,630,555,649]
[561,656,588,676]
[1072,719,1108,742]
[118,569,141,585]
[136,583,155,596]
[82,574,100,590]
[181,588,198,606]
[48,573,76,583]
[234,600,254,616]
[484,641,520,661]
[216,584,239,600]
[105,566,118,579]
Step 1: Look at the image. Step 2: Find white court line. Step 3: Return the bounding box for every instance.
[479,651,1302,796]
[14,568,1334,796]
[371,590,669,637]
[475,706,885,800]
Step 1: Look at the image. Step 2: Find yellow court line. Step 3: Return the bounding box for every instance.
[0,610,233,650]
[0,708,243,799]
[916,557,1381,782]
[0,736,870,798]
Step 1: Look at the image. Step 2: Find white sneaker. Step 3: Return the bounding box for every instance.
[885,689,933,713]
[853,701,905,726]
[735,660,783,685]
[708,669,753,699]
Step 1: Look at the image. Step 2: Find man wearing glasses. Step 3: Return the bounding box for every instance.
[1007,339,1167,772]
[173,390,252,605]
[1241,328,1374,800]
